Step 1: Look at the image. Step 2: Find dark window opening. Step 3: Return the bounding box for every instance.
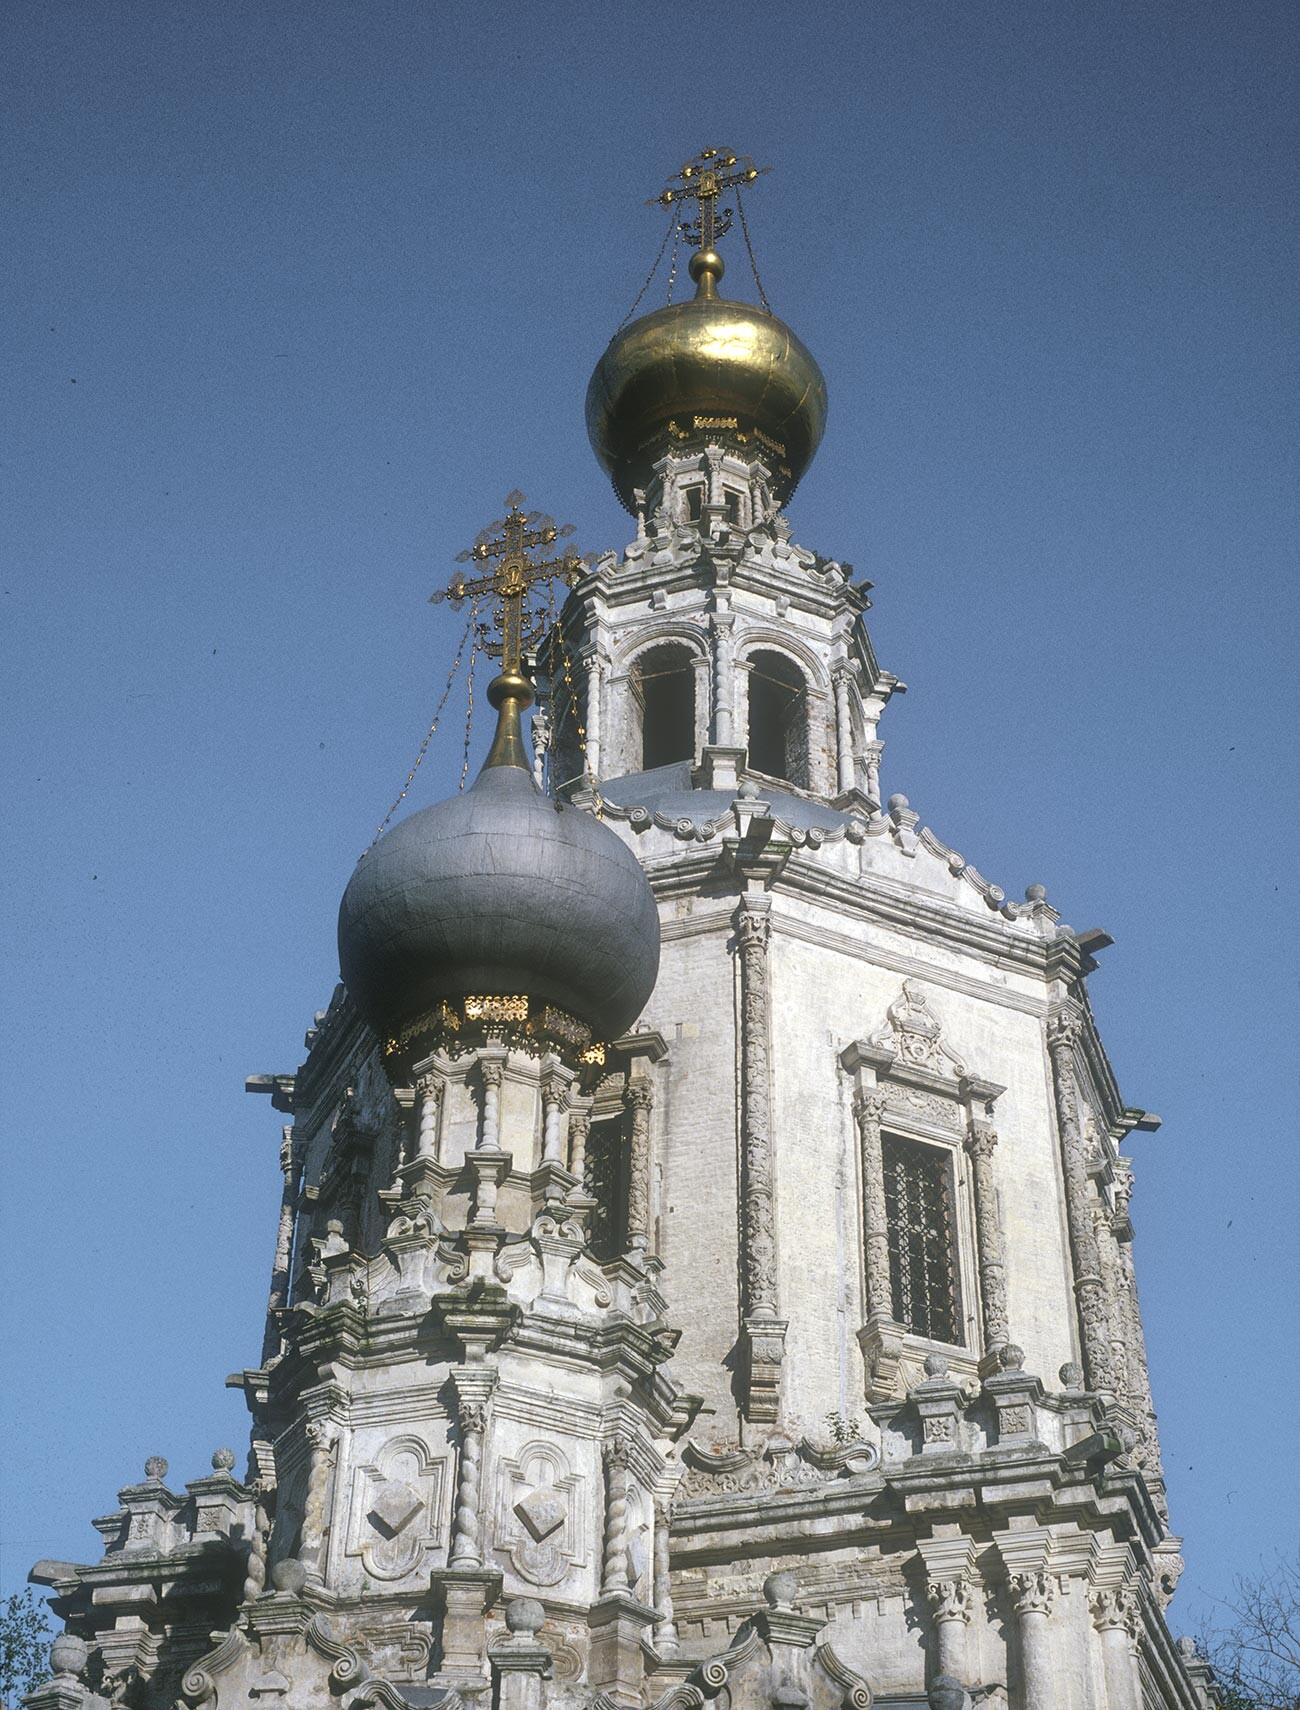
[584,1115,628,1261]
[684,485,704,523]
[882,1133,962,1344]
[635,644,695,771]
[723,489,741,525]
[747,650,807,784]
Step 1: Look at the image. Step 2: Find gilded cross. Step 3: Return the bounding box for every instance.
[431,491,590,679]
[650,148,769,252]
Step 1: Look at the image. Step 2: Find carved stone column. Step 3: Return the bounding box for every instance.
[478,1049,507,1151]
[833,668,855,796]
[712,613,736,747]
[262,1124,301,1363]
[541,1063,569,1166]
[449,1395,491,1568]
[1112,1161,1168,1520]
[583,648,603,780]
[300,1422,336,1583]
[652,1502,678,1654]
[964,1121,1011,1359]
[926,1579,972,1683]
[1092,1201,1131,1402]
[1046,1013,1116,1401]
[863,738,884,807]
[1008,1572,1056,1710]
[243,1483,272,1603]
[416,1074,443,1162]
[735,895,786,1420]
[567,1104,591,1187]
[600,1438,631,1594]
[853,1087,892,1318]
[624,1078,654,1254]
[1090,1587,1142,1710]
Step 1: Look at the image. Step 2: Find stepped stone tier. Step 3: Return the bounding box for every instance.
[27,212,1216,1710]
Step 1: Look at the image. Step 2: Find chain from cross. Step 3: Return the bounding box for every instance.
[431,490,592,679]
[649,148,769,253]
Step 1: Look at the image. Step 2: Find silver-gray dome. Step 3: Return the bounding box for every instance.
[338,764,660,1042]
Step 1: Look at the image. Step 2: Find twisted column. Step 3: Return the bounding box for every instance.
[736,898,777,1320]
[852,1087,891,1317]
[1112,1161,1167,1518]
[1093,1201,1131,1401]
[712,614,736,747]
[567,1107,591,1187]
[652,1502,678,1653]
[1046,1013,1116,1401]
[624,1078,654,1253]
[601,1438,631,1594]
[964,1121,1011,1355]
[449,1399,489,1567]
[242,1484,272,1603]
[416,1074,443,1162]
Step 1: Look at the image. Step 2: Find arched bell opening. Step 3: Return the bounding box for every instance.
[633,643,696,772]
[747,649,809,787]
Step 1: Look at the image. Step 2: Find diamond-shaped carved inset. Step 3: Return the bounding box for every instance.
[514,1484,567,1543]
[368,1479,424,1539]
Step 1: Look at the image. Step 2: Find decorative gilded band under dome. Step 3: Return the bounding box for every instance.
[586,152,827,514]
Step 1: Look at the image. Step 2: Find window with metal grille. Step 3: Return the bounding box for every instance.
[882,1132,962,1345]
[583,1114,628,1262]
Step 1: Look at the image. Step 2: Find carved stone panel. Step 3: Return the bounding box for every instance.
[345,1435,446,1583]
[492,1440,586,1588]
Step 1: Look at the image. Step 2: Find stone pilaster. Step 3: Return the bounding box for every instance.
[415,1072,443,1163]
[601,1437,631,1594]
[712,611,736,747]
[848,1080,903,1398]
[735,895,786,1421]
[997,1534,1056,1710]
[476,1045,508,1151]
[1046,1012,1116,1402]
[582,646,604,779]
[566,1101,591,1187]
[652,1501,678,1654]
[964,1120,1011,1361]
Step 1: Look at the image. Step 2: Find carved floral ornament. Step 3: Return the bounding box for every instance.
[867,981,967,1079]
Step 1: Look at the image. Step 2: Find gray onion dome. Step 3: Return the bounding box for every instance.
[338,743,660,1045]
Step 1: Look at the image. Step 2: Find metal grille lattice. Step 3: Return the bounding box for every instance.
[882,1133,961,1345]
[584,1116,628,1262]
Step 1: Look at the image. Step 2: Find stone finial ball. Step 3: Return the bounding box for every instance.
[504,1597,545,1636]
[144,1456,169,1482]
[1059,1361,1086,1391]
[922,1352,949,1379]
[999,1343,1026,1372]
[927,1678,967,1710]
[211,1447,237,1472]
[270,1557,309,1596]
[887,794,910,813]
[1025,883,1048,903]
[50,1634,89,1680]
[762,1570,799,1610]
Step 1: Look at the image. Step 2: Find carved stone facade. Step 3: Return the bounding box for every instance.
[28,418,1206,1710]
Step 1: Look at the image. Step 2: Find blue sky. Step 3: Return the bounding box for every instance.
[3,0,1297,1647]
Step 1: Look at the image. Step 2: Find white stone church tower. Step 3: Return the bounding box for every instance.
[28,156,1217,1710]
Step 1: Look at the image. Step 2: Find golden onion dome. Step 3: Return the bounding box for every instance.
[586,250,827,514]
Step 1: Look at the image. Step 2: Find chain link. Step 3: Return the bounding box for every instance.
[735,187,772,315]
[459,622,481,790]
[613,204,678,336]
[360,603,478,858]
[545,582,603,817]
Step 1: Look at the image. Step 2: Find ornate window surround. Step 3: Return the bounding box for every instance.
[840,980,1007,1402]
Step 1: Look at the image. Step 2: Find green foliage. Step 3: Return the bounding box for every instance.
[824,1410,864,1447]
[0,1590,50,1710]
